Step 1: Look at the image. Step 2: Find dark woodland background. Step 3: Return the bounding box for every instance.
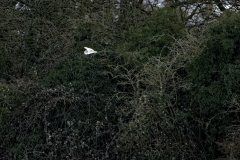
[0,0,240,159]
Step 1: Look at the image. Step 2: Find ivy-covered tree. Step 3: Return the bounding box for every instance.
[122,7,185,58]
[187,11,240,159]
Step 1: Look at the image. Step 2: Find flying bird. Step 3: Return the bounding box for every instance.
[15,2,21,9]
[84,47,98,55]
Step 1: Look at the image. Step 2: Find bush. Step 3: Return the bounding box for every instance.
[115,31,202,159]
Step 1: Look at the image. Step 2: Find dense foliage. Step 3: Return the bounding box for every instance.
[1,1,240,159]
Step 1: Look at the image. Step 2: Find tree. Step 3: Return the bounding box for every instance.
[164,0,240,25]
[186,11,240,159]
